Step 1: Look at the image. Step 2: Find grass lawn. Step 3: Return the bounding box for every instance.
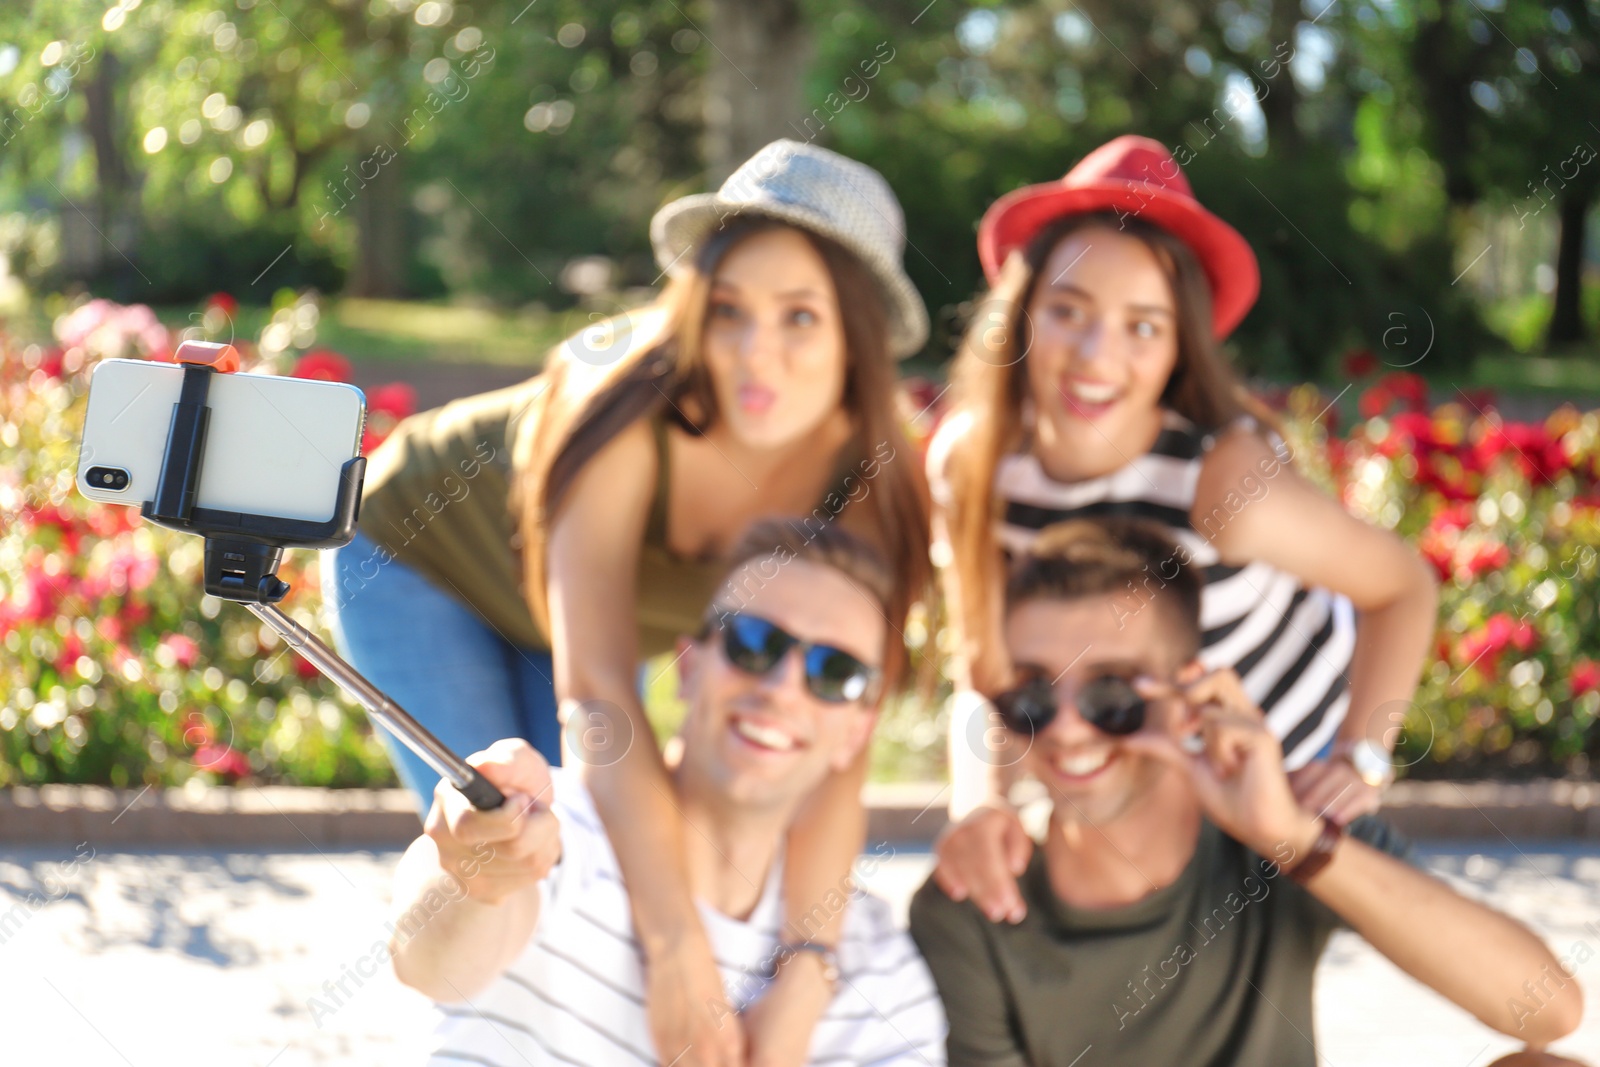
[148,298,585,368]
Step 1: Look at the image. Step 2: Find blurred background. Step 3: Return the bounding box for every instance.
[3,0,1600,792]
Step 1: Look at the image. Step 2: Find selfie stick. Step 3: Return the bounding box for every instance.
[134,341,505,810]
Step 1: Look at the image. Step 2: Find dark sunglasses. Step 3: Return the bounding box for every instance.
[993,672,1150,737]
[703,611,880,704]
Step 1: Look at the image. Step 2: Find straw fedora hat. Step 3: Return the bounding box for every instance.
[650,139,930,358]
[977,135,1260,339]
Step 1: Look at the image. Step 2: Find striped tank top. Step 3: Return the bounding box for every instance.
[993,410,1354,770]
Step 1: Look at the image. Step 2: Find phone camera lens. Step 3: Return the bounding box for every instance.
[87,466,130,492]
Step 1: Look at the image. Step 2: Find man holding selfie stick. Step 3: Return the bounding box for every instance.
[386,519,946,1066]
[911,518,1584,1065]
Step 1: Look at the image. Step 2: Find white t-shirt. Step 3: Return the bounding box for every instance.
[422,768,948,1066]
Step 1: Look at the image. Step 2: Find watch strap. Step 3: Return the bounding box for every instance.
[1287,817,1344,884]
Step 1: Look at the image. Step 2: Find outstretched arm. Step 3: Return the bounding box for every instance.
[1129,669,1583,1049]
[389,739,561,1002]
[1297,828,1583,1045]
[546,418,742,1067]
[1198,428,1439,822]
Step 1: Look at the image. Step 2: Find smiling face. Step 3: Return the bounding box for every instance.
[1023,225,1181,461]
[701,226,850,450]
[1006,592,1197,827]
[676,559,884,812]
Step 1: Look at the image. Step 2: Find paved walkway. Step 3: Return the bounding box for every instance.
[1,841,1596,1065]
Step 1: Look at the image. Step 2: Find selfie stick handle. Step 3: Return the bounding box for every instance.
[245,602,506,811]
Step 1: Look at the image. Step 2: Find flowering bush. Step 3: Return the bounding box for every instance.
[1,294,413,788]
[1270,370,1600,778]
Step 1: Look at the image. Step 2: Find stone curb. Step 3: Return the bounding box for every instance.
[1,780,1596,850]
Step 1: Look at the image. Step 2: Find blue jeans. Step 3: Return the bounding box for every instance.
[322,530,561,816]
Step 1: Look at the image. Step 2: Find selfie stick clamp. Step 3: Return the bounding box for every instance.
[138,341,505,810]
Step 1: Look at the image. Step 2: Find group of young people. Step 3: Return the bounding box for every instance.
[324,136,1587,1065]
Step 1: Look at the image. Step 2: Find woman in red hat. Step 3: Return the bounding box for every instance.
[927,135,1440,921]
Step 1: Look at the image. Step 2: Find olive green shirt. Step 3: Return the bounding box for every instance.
[356,377,862,656]
[909,816,1411,1067]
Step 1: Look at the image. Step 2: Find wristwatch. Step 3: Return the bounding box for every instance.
[1335,739,1395,789]
[775,940,840,993]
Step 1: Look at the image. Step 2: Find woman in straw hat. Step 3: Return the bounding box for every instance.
[326,140,932,1062]
[926,135,1439,922]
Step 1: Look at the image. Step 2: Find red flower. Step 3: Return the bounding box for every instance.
[1572,659,1600,698]
[7,569,59,624]
[293,652,322,680]
[1472,422,1568,485]
[1430,502,1475,534]
[1455,612,1538,676]
[1359,371,1429,420]
[162,633,201,669]
[1460,541,1510,579]
[1342,348,1378,378]
[1374,411,1438,458]
[54,634,84,679]
[1510,618,1537,652]
[360,382,418,454]
[194,742,252,781]
[1358,381,1392,420]
[368,382,416,419]
[1386,371,1429,412]
[1417,531,1454,583]
[290,349,352,383]
[38,347,66,379]
[205,293,239,318]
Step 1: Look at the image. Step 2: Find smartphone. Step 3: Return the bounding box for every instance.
[77,358,366,524]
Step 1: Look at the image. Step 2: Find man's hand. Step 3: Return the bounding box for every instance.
[1289,757,1382,825]
[424,738,561,905]
[642,929,747,1067]
[1127,669,1320,861]
[932,803,1033,922]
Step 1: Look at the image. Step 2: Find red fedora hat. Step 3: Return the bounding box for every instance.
[977,135,1260,339]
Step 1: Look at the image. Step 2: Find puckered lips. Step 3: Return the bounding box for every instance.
[737,380,777,416]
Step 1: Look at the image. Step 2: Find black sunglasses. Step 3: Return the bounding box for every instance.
[993,672,1150,737]
[703,611,880,704]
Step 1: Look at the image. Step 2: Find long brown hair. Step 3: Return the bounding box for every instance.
[515,216,932,687]
[942,211,1275,693]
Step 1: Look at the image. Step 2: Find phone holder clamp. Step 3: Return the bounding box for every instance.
[137,341,366,604]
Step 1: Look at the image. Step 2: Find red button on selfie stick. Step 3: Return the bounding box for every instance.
[174,340,240,373]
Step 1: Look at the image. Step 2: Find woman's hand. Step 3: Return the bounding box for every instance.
[932,802,1033,922]
[743,952,834,1067]
[644,931,747,1067]
[1289,757,1383,825]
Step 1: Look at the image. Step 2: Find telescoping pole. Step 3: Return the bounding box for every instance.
[244,602,506,811]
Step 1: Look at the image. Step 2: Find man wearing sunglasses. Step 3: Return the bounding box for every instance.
[387,519,947,1066]
[910,518,1584,1065]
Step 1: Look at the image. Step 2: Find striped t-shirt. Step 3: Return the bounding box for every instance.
[949,410,1354,770]
[422,768,948,1067]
